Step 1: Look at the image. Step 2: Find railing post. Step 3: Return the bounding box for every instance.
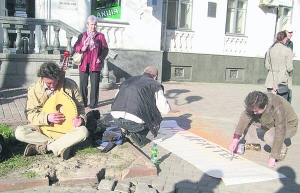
[15,24,23,54]
[2,23,10,54]
[66,32,73,53]
[41,25,48,54]
[28,24,35,53]
[53,26,60,55]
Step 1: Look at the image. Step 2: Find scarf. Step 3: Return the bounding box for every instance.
[85,30,97,50]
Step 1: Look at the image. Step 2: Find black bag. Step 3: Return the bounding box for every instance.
[85,110,101,142]
[0,134,9,162]
[277,84,289,94]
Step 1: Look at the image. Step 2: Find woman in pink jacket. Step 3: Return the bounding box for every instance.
[74,15,109,109]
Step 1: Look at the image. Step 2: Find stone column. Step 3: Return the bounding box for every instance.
[15,25,23,54]
[53,26,60,55]
[2,24,10,54]
[41,25,48,54]
[100,58,112,90]
[28,24,35,54]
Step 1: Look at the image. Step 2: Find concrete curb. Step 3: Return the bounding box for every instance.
[122,142,157,178]
[0,178,49,192]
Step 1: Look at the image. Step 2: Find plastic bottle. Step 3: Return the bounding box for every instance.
[151,143,158,165]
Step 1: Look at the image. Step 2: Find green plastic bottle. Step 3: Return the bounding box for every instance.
[151,143,158,165]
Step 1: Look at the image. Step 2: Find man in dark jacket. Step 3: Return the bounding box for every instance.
[229,91,298,168]
[111,66,170,147]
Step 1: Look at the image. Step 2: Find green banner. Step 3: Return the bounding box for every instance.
[92,6,121,19]
[92,0,121,19]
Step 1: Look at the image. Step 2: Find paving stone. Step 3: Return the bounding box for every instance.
[135,183,157,193]
[0,178,49,192]
[97,179,115,191]
[114,181,130,193]
[58,167,100,186]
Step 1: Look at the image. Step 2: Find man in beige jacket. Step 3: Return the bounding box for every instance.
[15,61,88,160]
[229,91,298,168]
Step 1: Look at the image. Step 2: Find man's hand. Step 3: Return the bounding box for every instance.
[72,116,83,127]
[229,138,239,153]
[268,158,276,168]
[96,58,101,64]
[48,112,65,124]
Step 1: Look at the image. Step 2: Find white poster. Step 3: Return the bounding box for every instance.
[148,120,285,186]
[59,0,78,10]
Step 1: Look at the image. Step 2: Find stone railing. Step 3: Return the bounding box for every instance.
[223,35,248,54]
[0,16,81,54]
[97,20,129,49]
[161,29,194,52]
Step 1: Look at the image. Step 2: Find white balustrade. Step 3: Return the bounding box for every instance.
[162,30,194,52]
[223,36,248,54]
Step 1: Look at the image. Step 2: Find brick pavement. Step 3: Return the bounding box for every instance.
[1,83,300,192]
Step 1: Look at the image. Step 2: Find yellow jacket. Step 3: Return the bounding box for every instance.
[25,77,86,132]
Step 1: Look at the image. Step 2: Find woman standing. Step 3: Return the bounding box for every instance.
[265,31,294,102]
[74,15,109,109]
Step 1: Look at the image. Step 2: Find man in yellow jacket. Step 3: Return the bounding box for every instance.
[15,61,88,160]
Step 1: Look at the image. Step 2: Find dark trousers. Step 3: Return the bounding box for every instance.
[113,118,149,146]
[79,68,100,107]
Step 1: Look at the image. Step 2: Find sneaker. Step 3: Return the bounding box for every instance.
[61,147,71,160]
[278,147,288,161]
[245,143,261,151]
[24,144,47,156]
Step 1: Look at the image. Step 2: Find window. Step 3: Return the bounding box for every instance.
[226,0,248,34]
[279,7,293,29]
[167,0,193,30]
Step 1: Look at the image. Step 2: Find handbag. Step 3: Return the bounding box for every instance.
[72,52,83,65]
[277,84,289,94]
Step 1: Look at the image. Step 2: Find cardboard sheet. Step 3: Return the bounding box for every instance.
[147,120,285,186]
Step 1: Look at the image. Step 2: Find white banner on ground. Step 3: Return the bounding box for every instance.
[148,120,285,186]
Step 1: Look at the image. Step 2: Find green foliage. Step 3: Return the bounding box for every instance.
[0,124,15,142]
[112,154,119,158]
[0,155,32,176]
[26,172,37,179]
[75,146,98,154]
[120,144,128,149]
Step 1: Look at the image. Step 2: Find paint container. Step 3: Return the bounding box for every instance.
[236,144,245,154]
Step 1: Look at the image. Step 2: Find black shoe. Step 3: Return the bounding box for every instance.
[127,133,144,148]
[89,104,97,109]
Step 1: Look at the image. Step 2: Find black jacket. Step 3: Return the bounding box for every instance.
[111,73,163,137]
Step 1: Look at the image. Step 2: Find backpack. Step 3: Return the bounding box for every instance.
[0,134,9,162]
[95,126,124,153]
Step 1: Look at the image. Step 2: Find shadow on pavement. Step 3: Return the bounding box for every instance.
[172,169,222,193]
[165,89,203,106]
[0,88,27,105]
[276,166,300,193]
[164,113,192,130]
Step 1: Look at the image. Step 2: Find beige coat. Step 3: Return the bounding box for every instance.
[25,78,86,133]
[264,43,293,89]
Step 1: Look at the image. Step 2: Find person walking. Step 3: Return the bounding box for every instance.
[110,66,171,148]
[265,31,293,102]
[15,61,89,160]
[282,23,295,103]
[229,91,298,168]
[74,15,109,109]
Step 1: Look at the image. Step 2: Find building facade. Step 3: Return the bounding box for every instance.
[0,0,299,87]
